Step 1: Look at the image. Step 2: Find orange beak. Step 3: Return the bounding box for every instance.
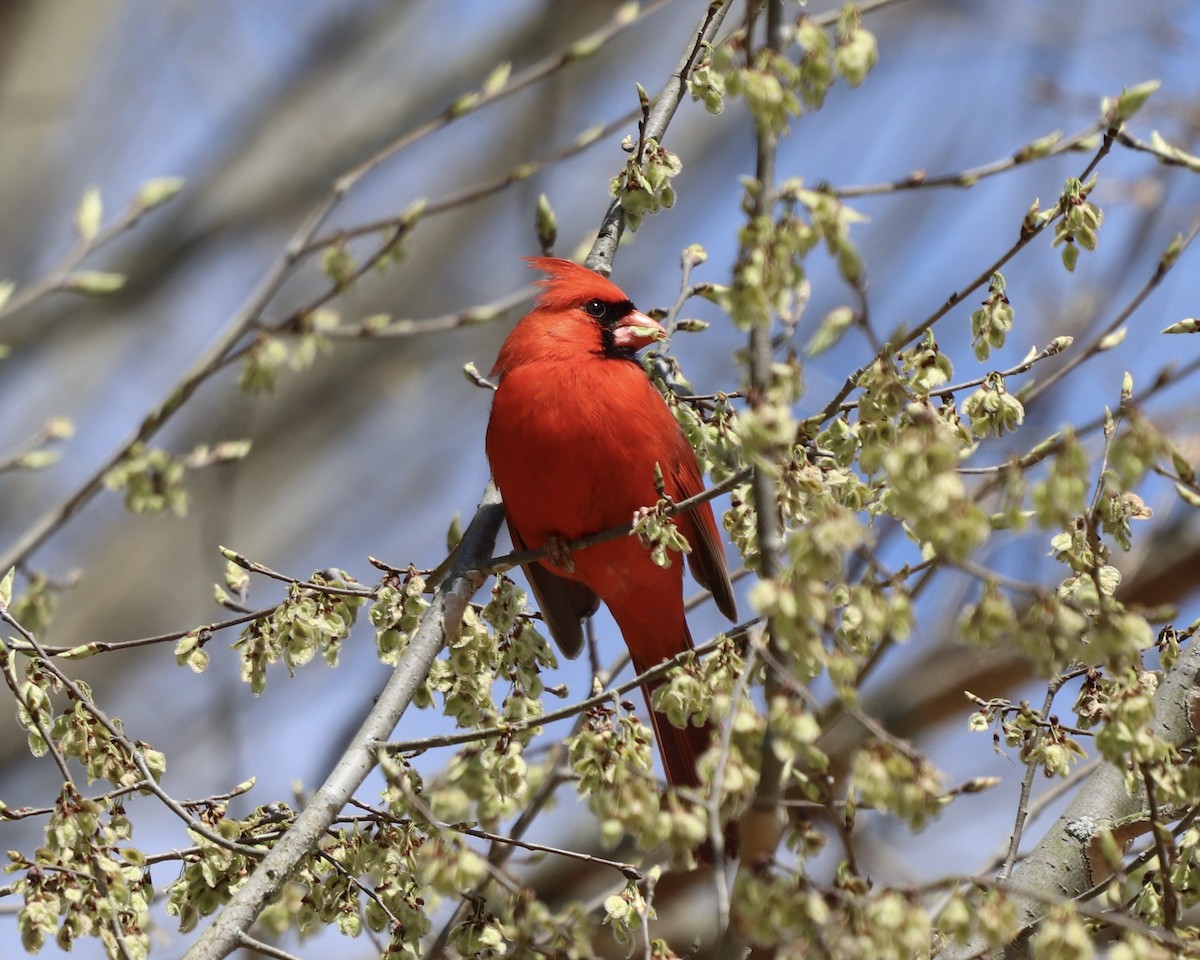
[612,309,668,351]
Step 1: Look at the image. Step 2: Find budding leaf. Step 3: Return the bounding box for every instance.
[482,61,512,97]
[1176,483,1200,508]
[535,193,557,252]
[75,187,102,241]
[1101,79,1160,127]
[806,305,855,357]
[136,176,185,209]
[65,271,126,295]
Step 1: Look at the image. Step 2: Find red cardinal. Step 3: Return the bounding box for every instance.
[485,257,737,793]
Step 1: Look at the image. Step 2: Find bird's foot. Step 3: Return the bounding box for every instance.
[544,534,575,573]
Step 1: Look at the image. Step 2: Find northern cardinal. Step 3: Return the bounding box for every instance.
[485,257,737,795]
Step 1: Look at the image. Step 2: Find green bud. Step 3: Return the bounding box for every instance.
[64,271,126,295]
[321,243,356,289]
[807,306,855,357]
[1100,79,1160,127]
[136,176,185,210]
[482,61,511,97]
[75,187,102,241]
[535,193,557,252]
[1014,130,1063,162]
[12,450,61,471]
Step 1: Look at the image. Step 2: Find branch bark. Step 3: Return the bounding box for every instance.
[941,639,1200,960]
[181,486,503,960]
[585,0,732,274]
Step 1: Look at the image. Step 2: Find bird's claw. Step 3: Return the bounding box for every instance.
[544,534,575,573]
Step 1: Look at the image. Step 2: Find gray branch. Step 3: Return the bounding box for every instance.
[942,639,1200,960]
[585,0,731,274]
[181,486,503,960]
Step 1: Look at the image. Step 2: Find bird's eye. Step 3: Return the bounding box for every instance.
[583,299,607,319]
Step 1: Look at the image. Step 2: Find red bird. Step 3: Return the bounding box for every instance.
[485,257,737,792]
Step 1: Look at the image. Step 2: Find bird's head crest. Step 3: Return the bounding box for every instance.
[523,257,630,312]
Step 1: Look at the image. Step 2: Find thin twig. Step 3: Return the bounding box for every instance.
[33,606,276,658]
[707,638,761,928]
[379,630,746,755]
[815,129,1119,426]
[1,608,266,858]
[303,109,641,254]
[830,124,1103,198]
[1021,210,1200,407]
[998,685,1058,881]
[0,634,74,781]
[235,931,309,960]
[0,189,171,324]
[483,467,749,575]
[1139,761,1179,930]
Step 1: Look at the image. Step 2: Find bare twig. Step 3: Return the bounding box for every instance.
[302,109,641,254]
[235,931,309,960]
[831,124,1103,198]
[33,606,275,658]
[998,685,1058,882]
[0,188,174,324]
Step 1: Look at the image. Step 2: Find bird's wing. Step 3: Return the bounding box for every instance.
[669,444,738,623]
[508,523,598,660]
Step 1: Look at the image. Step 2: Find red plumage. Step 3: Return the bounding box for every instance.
[485,257,737,796]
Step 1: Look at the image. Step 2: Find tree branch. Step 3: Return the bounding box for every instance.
[180,486,503,960]
[719,1,787,953]
[941,638,1200,960]
[585,0,734,274]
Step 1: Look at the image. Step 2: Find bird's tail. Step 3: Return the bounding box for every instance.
[636,682,713,790]
[631,626,739,862]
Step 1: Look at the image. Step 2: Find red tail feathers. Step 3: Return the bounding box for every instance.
[630,625,740,862]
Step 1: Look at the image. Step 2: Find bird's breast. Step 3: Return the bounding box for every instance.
[486,361,672,545]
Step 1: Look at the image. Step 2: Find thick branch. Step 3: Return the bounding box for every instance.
[941,639,1200,960]
[181,486,503,960]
